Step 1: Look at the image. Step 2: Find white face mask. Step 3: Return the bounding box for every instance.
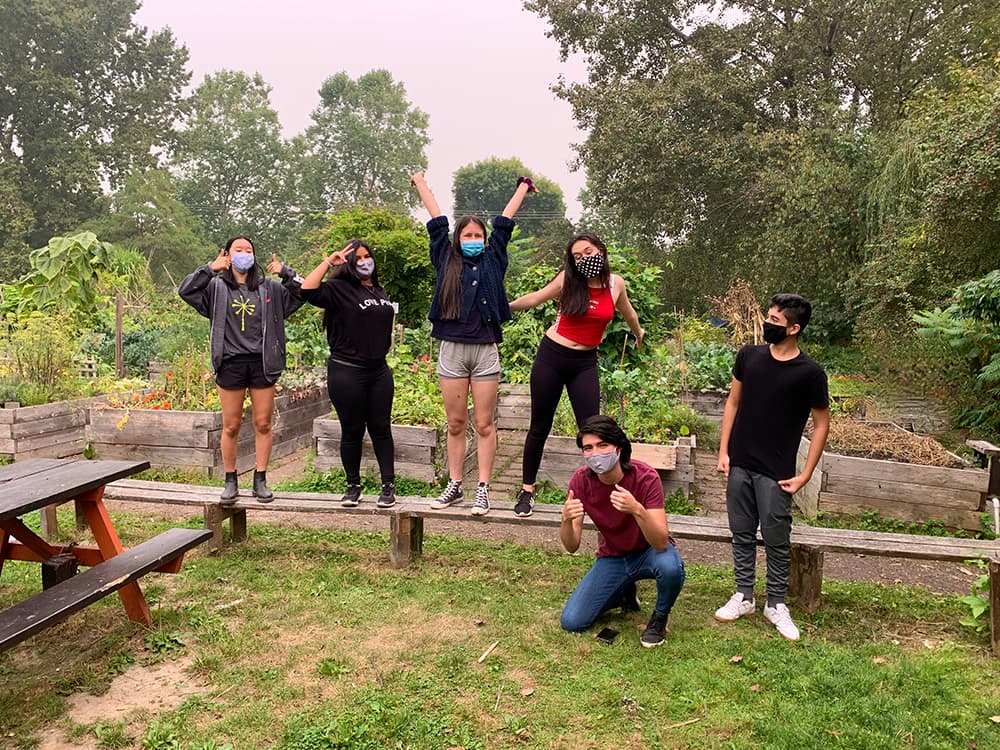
[355,258,375,278]
[585,449,619,475]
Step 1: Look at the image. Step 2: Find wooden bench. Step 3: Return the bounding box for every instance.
[103,479,1000,656]
[0,527,212,651]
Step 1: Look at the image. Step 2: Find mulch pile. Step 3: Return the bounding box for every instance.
[806,419,967,468]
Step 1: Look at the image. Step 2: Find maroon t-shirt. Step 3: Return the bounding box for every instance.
[568,460,664,558]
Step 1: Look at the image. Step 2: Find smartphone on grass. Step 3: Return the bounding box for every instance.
[596,627,619,645]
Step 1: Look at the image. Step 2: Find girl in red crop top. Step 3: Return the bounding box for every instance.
[507,233,645,517]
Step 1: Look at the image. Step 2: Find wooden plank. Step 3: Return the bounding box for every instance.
[10,400,90,422]
[10,411,87,439]
[631,444,677,470]
[824,475,984,510]
[14,439,88,460]
[991,559,1000,657]
[966,439,1000,458]
[0,458,66,482]
[0,460,149,521]
[94,443,218,467]
[819,492,985,531]
[313,419,439,447]
[822,453,988,492]
[0,527,212,652]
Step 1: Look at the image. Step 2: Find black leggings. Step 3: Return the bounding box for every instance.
[327,361,395,485]
[522,336,600,485]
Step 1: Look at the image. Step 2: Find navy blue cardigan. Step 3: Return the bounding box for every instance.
[426,215,514,341]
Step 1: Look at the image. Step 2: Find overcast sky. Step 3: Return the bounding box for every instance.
[135,0,590,219]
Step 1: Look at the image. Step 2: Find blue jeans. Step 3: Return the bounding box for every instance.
[560,544,685,632]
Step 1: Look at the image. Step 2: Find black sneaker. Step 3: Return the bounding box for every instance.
[220,472,239,506]
[376,482,396,509]
[640,611,668,648]
[252,470,274,503]
[341,484,362,508]
[513,488,535,517]
[620,581,641,612]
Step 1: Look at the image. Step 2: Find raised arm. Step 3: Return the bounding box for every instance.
[301,243,352,290]
[613,277,645,347]
[509,270,565,311]
[501,176,538,219]
[410,170,443,218]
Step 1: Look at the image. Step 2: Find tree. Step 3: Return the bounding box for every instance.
[172,71,298,252]
[0,0,189,247]
[0,163,35,281]
[452,157,567,237]
[84,168,212,288]
[525,0,996,318]
[301,70,430,210]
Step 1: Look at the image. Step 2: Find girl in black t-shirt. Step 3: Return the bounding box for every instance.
[298,240,398,508]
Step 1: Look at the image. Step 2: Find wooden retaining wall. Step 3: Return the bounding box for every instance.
[796,433,991,531]
[0,393,146,461]
[88,386,330,477]
[312,419,442,482]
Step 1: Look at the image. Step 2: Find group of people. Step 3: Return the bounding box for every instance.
[179,174,830,647]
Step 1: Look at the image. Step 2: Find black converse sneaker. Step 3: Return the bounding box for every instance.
[471,483,490,516]
[430,479,463,509]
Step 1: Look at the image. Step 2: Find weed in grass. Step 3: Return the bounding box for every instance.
[93,719,131,748]
[144,630,186,658]
[140,718,181,750]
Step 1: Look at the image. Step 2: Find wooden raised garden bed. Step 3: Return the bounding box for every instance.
[795,422,991,532]
[0,393,148,461]
[313,418,443,483]
[88,386,330,477]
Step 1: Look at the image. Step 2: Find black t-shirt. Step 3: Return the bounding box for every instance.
[299,278,395,367]
[222,284,262,357]
[728,344,829,481]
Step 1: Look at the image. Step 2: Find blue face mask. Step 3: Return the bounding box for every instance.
[460,240,485,258]
[230,251,255,273]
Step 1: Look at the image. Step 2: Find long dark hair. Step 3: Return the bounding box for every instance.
[559,232,611,317]
[576,415,633,474]
[219,235,262,291]
[438,215,487,320]
[322,239,383,331]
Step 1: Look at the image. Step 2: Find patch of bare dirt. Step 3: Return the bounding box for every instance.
[35,657,206,750]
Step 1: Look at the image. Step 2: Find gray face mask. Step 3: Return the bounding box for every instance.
[585,449,619,475]
[355,258,375,279]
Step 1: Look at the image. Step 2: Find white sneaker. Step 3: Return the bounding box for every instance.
[714,593,756,622]
[470,483,490,516]
[763,603,800,641]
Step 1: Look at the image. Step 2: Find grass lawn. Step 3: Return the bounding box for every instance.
[1,511,998,749]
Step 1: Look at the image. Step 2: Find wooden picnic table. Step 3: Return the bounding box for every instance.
[0,458,209,647]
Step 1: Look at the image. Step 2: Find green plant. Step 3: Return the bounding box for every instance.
[93,720,131,749]
[144,630,186,657]
[957,557,991,634]
[664,487,696,515]
[141,719,180,750]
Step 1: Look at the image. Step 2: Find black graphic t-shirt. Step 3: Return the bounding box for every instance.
[222,284,263,357]
[299,278,395,366]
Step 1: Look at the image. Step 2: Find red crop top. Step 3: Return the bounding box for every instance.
[553,282,615,347]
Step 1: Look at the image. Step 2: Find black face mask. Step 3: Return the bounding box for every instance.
[762,321,788,344]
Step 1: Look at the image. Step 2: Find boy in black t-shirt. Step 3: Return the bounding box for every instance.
[713,293,830,641]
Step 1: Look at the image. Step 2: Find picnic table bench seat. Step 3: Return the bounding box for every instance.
[102,478,1000,656]
[0,527,212,651]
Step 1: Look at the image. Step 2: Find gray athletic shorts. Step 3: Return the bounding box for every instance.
[436,341,501,380]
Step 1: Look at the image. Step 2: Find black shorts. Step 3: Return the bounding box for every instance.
[216,354,274,390]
